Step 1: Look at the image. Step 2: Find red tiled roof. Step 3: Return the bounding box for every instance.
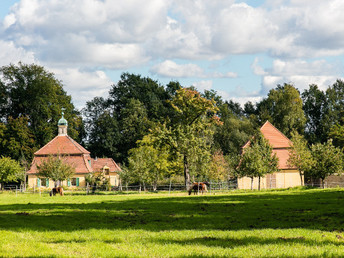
[242,121,296,170]
[35,135,90,155]
[27,154,93,174]
[260,121,293,148]
[91,158,121,172]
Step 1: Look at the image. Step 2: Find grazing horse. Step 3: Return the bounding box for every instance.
[188,182,209,195]
[50,186,64,196]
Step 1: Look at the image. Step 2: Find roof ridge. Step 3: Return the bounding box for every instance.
[66,135,90,154]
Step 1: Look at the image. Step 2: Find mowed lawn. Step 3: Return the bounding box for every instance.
[0,188,344,257]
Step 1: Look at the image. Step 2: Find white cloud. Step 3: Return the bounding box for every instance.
[51,68,114,108]
[0,40,35,66]
[192,80,213,92]
[256,59,340,93]
[150,60,237,78]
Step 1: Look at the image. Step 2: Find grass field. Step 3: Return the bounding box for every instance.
[0,188,344,257]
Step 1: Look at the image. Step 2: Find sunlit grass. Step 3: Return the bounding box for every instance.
[0,188,344,257]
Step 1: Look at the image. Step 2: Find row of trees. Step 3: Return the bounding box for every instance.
[1,63,344,188]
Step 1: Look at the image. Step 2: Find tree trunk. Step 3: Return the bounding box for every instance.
[322,178,325,189]
[251,177,253,190]
[184,155,191,188]
[258,176,261,191]
[300,172,304,186]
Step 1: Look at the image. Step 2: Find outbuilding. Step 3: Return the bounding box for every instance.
[237,121,303,189]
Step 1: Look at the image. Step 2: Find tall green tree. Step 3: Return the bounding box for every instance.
[0,116,36,162]
[310,139,343,188]
[237,133,279,190]
[152,88,220,187]
[0,63,83,149]
[256,84,306,137]
[302,84,327,144]
[0,157,24,189]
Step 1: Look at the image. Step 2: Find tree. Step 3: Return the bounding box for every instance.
[0,63,83,148]
[214,101,256,155]
[152,88,220,187]
[328,123,344,148]
[109,73,171,120]
[310,140,343,188]
[206,151,230,182]
[0,116,36,162]
[37,156,75,186]
[127,142,169,191]
[237,133,279,190]
[0,157,24,189]
[256,84,306,137]
[302,84,327,144]
[287,131,314,185]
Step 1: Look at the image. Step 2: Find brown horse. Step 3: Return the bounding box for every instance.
[188,182,209,195]
[50,186,64,196]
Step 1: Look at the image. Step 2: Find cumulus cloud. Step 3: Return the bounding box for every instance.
[254,58,340,93]
[2,0,344,108]
[51,68,114,108]
[0,40,35,66]
[150,60,237,78]
[192,80,213,92]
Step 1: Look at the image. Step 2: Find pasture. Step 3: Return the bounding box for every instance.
[0,188,344,257]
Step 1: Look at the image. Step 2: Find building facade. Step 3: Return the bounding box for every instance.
[27,113,121,188]
[237,121,303,189]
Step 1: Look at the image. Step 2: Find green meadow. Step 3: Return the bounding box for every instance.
[0,188,344,257]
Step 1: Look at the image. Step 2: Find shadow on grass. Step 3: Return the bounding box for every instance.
[0,189,343,232]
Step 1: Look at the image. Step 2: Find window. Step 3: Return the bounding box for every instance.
[105,168,110,175]
[71,178,79,187]
[41,178,46,187]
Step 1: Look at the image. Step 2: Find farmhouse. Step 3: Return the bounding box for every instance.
[237,121,303,189]
[27,113,121,188]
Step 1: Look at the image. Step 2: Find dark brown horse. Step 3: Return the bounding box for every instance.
[188,182,209,195]
[50,186,64,196]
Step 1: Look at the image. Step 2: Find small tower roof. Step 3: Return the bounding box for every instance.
[58,111,68,126]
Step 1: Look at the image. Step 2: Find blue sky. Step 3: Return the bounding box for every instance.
[1,0,344,108]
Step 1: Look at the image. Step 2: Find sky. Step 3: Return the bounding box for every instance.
[1,0,344,109]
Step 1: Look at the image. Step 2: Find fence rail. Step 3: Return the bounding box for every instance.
[2,181,344,195]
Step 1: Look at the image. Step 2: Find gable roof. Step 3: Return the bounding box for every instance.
[242,121,296,170]
[260,121,293,148]
[34,135,90,155]
[92,158,121,172]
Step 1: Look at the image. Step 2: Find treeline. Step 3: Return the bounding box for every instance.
[1,63,344,187]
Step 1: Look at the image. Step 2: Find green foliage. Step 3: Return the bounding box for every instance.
[237,133,279,190]
[0,62,82,151]
[127,135,170,190]
[0,157,24,187]
[257,84,306,137]
[288,131,314,184]
[302,84,327,144]
[37,156,75,184]
[151,88,220,186]
[214,102,256,155]
[329,123,344,148]
[310,139,343,187]
[0,116,36,162]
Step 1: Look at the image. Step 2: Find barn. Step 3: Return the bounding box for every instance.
[237,121,303,189]
[27,113,121,188]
